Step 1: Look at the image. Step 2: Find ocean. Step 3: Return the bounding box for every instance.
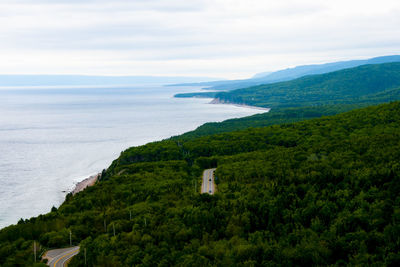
[0,85,265,229]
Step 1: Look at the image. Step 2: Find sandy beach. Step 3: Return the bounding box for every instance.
[210,98,271,111]
[72,173,100,195]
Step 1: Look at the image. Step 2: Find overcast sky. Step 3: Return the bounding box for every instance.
[0,0,399,78]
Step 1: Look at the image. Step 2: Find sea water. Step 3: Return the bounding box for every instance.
[0,85,265,229]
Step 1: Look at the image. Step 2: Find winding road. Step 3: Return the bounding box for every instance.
[44,246,80,267]
[201,168,216,194]
[42,170,216,265]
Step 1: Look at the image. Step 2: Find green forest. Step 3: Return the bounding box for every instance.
[174,104,366,140]
[179,62,400,109]
[1,100,400,266]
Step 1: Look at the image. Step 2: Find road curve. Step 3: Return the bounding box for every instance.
[201,168,216,194]
[45,246,80,267]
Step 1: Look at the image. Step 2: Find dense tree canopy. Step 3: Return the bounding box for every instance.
[1,101,399,266]
[213,62,400,108]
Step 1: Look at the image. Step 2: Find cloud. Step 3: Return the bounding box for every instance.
[0,0,399,78]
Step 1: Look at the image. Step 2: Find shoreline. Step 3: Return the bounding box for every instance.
[209,98,271,112]
[1,86,267,230]
[67,98,266,198]
[71,173,100,195]
[65,99,266,198]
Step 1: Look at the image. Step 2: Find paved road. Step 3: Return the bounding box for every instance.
[201,168,216,194]
[45,246,80,267]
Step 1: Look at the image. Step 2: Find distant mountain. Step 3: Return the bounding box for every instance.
[172,55,400,91]
[252,55,400,81]
[3,57,400,265]
[251,71,272,79]
[213,62,400,108]
[0,75,218,87]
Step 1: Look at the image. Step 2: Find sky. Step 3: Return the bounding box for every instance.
[0,0,399,79]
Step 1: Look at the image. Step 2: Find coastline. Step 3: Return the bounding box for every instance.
[0,85,267,230]
[67,99,266,198]
[68,99,267,197]
[209,98,271,112]
[71,173,100,195]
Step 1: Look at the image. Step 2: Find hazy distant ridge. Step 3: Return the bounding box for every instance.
[253,55,400,80]
[214,62,400,108]
[172,55,400,90]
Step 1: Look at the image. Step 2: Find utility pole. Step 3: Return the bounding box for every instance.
[69,230,72,246]
[33,241,36,263]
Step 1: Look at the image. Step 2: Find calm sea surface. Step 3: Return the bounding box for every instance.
[0,85,265,228]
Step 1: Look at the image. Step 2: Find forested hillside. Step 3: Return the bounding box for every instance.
[1,102,400,266]
[172,55,400,91]
[213,62,400,108]
[174,104,364,139]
